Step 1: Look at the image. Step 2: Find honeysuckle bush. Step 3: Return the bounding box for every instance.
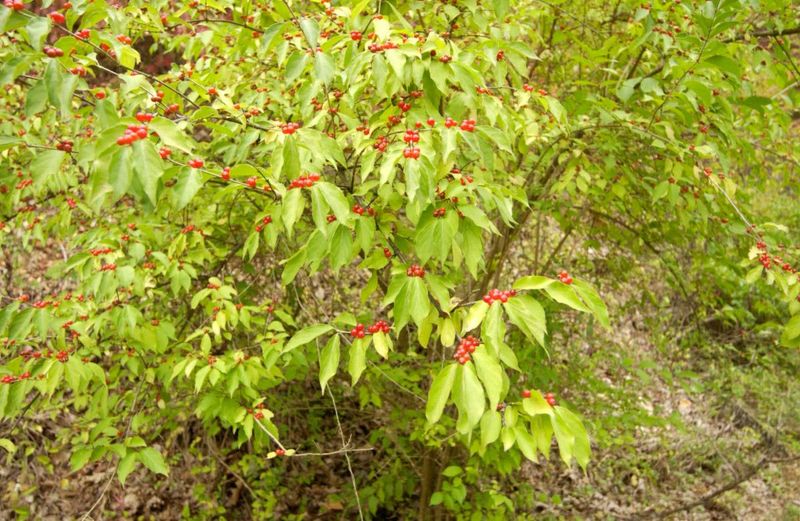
[0,0,799,517]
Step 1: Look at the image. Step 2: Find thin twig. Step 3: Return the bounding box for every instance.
[327,387,365,521]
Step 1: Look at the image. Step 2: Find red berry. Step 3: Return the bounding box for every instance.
[188,159,204,168]
[49,12,65,24]
[521,389,532,399]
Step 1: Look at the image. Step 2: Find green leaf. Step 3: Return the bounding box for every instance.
[0,437,16,454]
[514,425,538,461]
[31,149,66,185]
[282,188,305,235]
[281,247,307,285]
[138,447,169,476]
[173,167,204,210]
[481,302,505,356]
[109,147,133,196]
[781,314,800,342]
[348,337,368,385]
[513,276,554,290]
[452,363,485,431]
[117,451,138,485]
[316,182,350,224]
[70,447,92,471]
[426,364,457,424]
[284,324,332,353]
[282,137,301,179]
[531,415,553,459]
[314,52,335,84]
[149,117,194,153]
[503,295,547,347]
[25,80,47,115]
[553,406,590,470]
[299,18,319,48]
[544,283,591,313]
[480,410,502,447]
[522,391,553,417]
[372,331,391,358]
[571,280,610,328]
[493,0,509,18]
[23,16,50,51]
[285,52,308,83]
[329,224,353,270]
[472,347,503,410]
[318,334,340,393]
[406,277,431,326]
[415,211,457,262]
[462,301,488,333]
[132,140,164,206]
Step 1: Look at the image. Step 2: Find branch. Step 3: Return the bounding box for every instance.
[327,387,365,521]
[723,25,800,42]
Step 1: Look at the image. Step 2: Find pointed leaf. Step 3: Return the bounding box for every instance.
[426,363,457,424]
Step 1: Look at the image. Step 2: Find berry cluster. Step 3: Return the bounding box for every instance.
[383,247,392,258]
[397,100,412,112]
[482,288,517,305]
[117,124,149,146]
[164,103,180,115]
[459,119,476,132]
[44,46,64,58]
[368,320,391,334]
[353,204,365,215]
[368,41,398,53]
[433,207,446,218]
[56,139,74,152]
[403,147,420,159]
[159,147,171,159]
[439,55,452,63]
[99,263,117,271]
[221,167,231,180]
[289,173,320,189]
[350,31,362,41]
[544,392,556,406]
[151,90,165,103]
[558,270,573,284]
[4,0,24,10]
[459,175,474,185]
[373,135,389,152]
[255,216,272,232]
[281,122,301,134]
[246,176,258,188]
[453,336,479,364]
[136,112,154,123]
[444,117,458,128]
[403,129,420,143]
[1,372,31,384]
[188,158,204,168]
[350,323,367,338]
[89,247,113,256]
[406,264,425,277]
[116,34,132,45]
